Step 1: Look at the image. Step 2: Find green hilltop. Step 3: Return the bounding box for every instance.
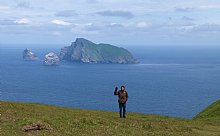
[59,38,138,64]
[193,100,220,125]
[1,100,220,136]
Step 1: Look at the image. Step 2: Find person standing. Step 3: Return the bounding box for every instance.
[114,86,128,118]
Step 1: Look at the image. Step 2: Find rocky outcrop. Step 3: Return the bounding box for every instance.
[44,52,60,66]
[22,123,47,132]
[59,38,138,64]
[23,48,38,61]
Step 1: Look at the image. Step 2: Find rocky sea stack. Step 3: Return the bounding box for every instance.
[44,52,60,66]
[60,38,138,64]
[23,48,38,61]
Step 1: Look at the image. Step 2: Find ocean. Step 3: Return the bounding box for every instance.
[1,45,220,118]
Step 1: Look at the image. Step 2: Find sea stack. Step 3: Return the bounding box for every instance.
[59,38,138,64]
[23,48,38,61]
[44,52,60,66]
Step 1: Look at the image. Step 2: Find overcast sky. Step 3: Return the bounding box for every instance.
[1,0,220,46]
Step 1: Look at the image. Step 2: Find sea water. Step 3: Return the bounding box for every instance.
[1,45,220,118]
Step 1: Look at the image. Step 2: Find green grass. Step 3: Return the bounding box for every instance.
[76,38,135,61]
[1,100,220,136]
[193,100,220,126]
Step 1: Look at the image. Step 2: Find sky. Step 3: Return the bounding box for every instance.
[1,0,220,46]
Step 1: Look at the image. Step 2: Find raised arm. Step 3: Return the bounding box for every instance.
[114,87,118,95]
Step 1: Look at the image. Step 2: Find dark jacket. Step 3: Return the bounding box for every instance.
[114,90,128,103]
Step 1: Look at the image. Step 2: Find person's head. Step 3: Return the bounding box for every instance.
[121,85,125,91]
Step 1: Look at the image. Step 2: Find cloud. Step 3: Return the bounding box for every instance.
[174,7,194,12]
[0,18,30,25]
[51,20,72,26]
[198,5,220,10]
[1,0,220,45]
[107,23,124,28]
[181,16,195,21]
[175,24,220,33]
[96,10,134,19]
[55,10,78,17]
[16,1,45,10]
[136,22,151,28]
[70,23,103,33]
[51,31,62,36]
[70,22,127,34]
[192,24,220,32]
[17,1,31,9]
[165,17,195,27]
[83,23,102,31]
[14,18,30,24]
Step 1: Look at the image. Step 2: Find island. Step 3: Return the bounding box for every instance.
[44,52,60,66]
[23,48,38,61]
[59,38,138,64]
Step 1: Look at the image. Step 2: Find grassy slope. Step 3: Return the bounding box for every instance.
[1,100,220,136]
[193,100,220,125]
[77,38,135,61]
